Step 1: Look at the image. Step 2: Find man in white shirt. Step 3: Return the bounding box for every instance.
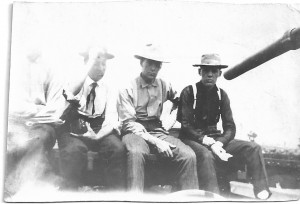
[117,44,198,192]
[58,46,126,191]
[6,50,66,197]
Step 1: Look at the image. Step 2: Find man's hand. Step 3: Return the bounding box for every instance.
[202,135,216,146]
[82,122,98,140]
[210,143,232,161]
[154,138,176,158]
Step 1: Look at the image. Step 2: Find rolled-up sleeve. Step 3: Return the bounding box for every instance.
[117,86,146,137]
[162,81,179,113]
[166,82,178,103]
[215,90,236,146]
[178,86,204,142]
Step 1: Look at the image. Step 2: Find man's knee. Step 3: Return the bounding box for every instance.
[191,145,214,164]
[252,142,262,151]
[123,133,149,155]
[246,142,262,154]
[122,133,140,145]
[28,124,56,150]
[127,147,145,159]
[60,141,88,159]
[111,140,127,157]
[176,146,197,165]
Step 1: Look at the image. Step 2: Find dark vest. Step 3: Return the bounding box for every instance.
[193,82,222,129]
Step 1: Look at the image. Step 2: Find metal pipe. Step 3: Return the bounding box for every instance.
[224,27,300,80]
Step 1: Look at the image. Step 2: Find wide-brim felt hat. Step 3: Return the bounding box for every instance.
[193,53,228,68]
[134,44,169,63]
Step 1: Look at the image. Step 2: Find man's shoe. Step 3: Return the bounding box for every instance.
[257,190,271,200]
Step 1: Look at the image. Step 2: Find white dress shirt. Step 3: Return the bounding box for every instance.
[68,76,118,128]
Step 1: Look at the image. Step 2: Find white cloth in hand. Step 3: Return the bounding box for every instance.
[211,143,232,161]
[202,135,216,146]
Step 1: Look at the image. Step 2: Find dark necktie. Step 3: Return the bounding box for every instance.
[86,82,97,115]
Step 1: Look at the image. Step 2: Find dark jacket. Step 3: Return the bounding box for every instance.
[177,81,236,146]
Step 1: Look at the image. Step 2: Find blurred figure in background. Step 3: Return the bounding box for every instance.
[117,44,198,192]
[58,46,126,191]
[5,49,66,198]
[177,54,271,200]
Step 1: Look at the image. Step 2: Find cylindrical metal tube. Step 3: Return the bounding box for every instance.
[224,27,300,80]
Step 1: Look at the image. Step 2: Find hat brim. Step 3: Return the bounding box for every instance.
[79,52,114,60]
[134,55,169,63]
[104,53,114,59]
[193,64,228,69]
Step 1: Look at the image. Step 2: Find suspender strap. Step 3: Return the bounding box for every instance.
[217,87,221,102]
[192,84,197,109]
[216,87,221,122]
[132,79,138,108]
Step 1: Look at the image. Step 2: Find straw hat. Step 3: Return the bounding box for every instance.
[80,46,114,63]
[193,53,228,68]
[134,44,169,63]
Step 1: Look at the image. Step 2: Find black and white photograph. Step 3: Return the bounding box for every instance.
[1,0,300,202]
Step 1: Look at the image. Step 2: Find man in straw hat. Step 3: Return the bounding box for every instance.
[58,46,126,191]
[117,44,198,192]
[177,53,271,199]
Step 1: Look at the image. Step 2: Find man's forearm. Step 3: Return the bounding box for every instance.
[67,75,88,96]
[216,130,235,146]
[139,132,161,146]
[96,124,115,140]
[11,103,44,118]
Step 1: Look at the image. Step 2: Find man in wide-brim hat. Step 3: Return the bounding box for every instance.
[177,53,271,200]
[117,44,199,192]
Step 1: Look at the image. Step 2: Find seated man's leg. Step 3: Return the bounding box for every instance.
[25,124,56,173]
[28,124,56,152]
[224,139,271,198]
[57,132,88,190]
[5,124,56,195]
[122,133,150,192]
[94,133,127,191]
[158,135,199,191]
[181,139,219,194]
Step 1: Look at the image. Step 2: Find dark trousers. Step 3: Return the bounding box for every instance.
[58,132,127,191]
[5,123,56,196]
[122,131,198,192]
[181,138,270,196]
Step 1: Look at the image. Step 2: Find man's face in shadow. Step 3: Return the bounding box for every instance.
[199,66,222,88]
[88,54,107,82]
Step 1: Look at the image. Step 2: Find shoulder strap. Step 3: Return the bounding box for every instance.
[132,79,138,108]
[159,78,165,102]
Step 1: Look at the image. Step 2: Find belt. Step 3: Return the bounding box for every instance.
[135,119,169,135]
[65,115,104,134]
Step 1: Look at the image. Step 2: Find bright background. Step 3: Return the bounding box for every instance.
[8,1,300,149]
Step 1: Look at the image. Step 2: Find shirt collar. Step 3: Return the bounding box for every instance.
[85,76,103,87]
[139,75,159,88]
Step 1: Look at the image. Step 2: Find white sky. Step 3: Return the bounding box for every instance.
[8,1,300,149]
